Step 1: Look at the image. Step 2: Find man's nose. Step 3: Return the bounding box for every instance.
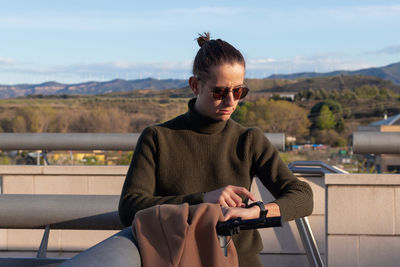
[223,91,235,106]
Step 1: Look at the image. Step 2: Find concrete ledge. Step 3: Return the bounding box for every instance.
[0,165,129,176]
[0,166,44,175]
[326,173,400,185]
[42,166,128,175]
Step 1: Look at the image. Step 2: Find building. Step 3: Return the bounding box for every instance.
[357,114,400,173]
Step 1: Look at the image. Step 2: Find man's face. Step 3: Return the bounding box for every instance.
[192,63,245,121]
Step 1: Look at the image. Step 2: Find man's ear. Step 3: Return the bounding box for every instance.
[189,76,199,95]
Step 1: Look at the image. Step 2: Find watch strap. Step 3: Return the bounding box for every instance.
[246,201,268,218]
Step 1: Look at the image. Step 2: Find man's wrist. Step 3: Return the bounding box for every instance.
[246,201,268,218]
[248,205,261,218]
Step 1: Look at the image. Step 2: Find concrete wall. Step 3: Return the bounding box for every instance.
[0,165,128,258]
[0,166,324,266]
[1,167,392,266]
[326,173,400,267]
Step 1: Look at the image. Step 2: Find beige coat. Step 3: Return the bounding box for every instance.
[132,203,239,267]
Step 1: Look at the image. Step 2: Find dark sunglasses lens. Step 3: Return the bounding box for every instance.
[233,87,249,100]
[233,88,243,100]
[212,87,249,100]
[212,87,227,100]
[239,87,249,99]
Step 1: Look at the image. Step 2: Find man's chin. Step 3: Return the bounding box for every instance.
[215,114,231,121]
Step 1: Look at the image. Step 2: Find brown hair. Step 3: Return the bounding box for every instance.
[192,32,245,79]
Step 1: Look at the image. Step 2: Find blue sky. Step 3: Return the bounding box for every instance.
[1,0,400,84]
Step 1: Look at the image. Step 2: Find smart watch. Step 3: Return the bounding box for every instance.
[246,201,268,218]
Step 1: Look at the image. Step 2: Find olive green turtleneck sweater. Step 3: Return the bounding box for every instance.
[119,98,313,257]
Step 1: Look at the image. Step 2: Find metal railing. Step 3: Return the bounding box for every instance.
[58,228,140,267]
[0,195,122,230]
[0,194,123,266]
[0,132,285,151]
[288,160,348,175]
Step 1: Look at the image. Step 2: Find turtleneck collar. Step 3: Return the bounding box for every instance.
[184,98,229,134]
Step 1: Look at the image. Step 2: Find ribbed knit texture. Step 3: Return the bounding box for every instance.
[119,98,313,261]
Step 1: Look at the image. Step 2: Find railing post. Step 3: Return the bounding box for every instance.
[37,225,50,258]
[295,217,324,267]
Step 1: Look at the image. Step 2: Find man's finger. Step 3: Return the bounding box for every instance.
[220,199,229,207]
[225,197,237,207]
[231,186,256,201]
[230,192,243,206]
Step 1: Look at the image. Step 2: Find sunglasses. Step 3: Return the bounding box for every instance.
[211,86,249,100]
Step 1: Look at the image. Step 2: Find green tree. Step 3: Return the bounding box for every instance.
[315,105,336,130]
[336,117,345,133]
[329,89,340,100]
[355,85,379,99]
[340,88,357,100]
[310,100,344,130]
[232,99,310,140]
[379,87,393,99]
[319,88,328,99]
[263,100,310,138]
[231,102,250,123]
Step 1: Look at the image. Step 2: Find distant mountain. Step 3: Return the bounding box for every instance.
[0,78,188,99]
[268,62,400,85]
[1,62,400,99]
[259,75,400,94]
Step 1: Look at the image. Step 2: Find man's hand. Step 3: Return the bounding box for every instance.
[221,202,281,221]
[203,185,256,207]
[221,205,260,221]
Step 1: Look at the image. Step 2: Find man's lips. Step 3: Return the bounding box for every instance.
[218,109,233,114]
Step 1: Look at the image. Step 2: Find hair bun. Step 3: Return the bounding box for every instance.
[196,32,211,47]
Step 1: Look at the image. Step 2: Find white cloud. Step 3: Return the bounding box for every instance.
[109,60,192,70]
[351,4,400,19]
[248,58,276,65]
[58,61,192,76]
[246,53,374,77]
[0,57,14,65]
[0,60,194,84]
[367,45,400,55]
[251,4,400,29]
[0,53,391,84]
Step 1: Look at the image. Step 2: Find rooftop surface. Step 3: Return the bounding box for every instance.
[370,114,400,126]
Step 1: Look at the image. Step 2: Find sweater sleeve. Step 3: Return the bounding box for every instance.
[118,127,204,227]
[250,128,313,221]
